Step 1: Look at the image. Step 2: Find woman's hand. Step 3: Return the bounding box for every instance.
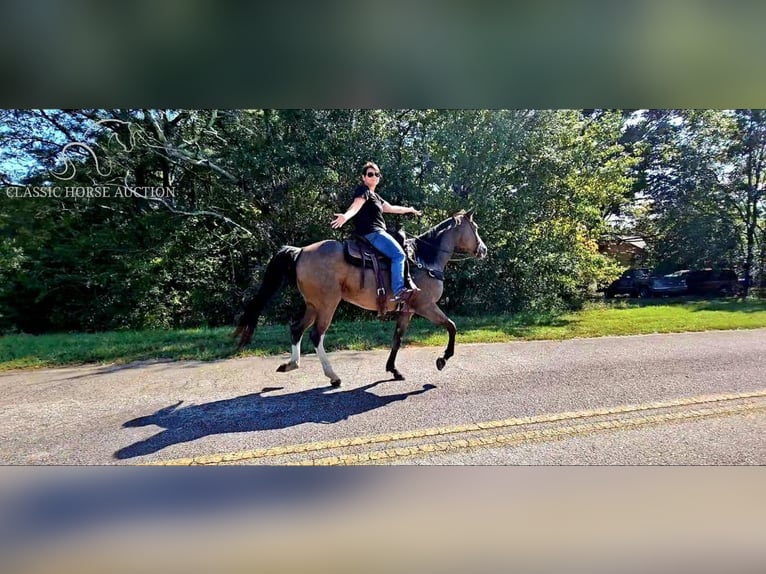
[410,208,423,216]
[332,197,365,227]
[331,213,347,229]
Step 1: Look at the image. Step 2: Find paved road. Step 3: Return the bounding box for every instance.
[1,329,765,464]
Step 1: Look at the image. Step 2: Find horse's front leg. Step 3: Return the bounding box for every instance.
[414,303,456,371]
[277,305,316,373]
[310,302,342,386]
[386,311,414,380]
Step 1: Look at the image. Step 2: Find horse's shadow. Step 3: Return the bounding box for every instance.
[115,380,436,460]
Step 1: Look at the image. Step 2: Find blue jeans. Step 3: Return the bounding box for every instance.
[364,230,406,295]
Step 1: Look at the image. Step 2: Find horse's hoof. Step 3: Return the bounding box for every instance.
[436,357,446,371]
[331,378,342,387]
[388,369,406,381]
[277,362,298,373]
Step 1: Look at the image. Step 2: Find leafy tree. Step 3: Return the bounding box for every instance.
[628,110,741,272]
[627,109,765,287]
[727,110,766,293]
[1,109,640,333]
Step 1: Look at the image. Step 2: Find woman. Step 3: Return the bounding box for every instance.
[331,161,422,302]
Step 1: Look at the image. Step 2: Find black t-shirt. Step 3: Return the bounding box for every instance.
[351,185,386,235]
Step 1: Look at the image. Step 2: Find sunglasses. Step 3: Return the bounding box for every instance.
[365,172,381,178]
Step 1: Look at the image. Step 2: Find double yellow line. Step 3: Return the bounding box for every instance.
[148,389,766,466]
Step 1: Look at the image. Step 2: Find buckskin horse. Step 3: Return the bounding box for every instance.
[234,209,487,386]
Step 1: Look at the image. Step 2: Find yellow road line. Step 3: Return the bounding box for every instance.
[292,402,766,465]
[148,389,766,465]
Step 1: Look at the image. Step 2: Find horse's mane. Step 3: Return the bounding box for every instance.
[413,211,467,266]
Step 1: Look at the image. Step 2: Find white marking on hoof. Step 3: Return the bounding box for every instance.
[316,334,340,383]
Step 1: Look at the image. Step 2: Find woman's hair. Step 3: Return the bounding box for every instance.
[360,161,381,176]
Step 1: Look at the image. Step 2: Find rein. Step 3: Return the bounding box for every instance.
[413,237,476,262]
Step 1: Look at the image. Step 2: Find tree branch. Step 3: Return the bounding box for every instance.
[145,195,254,236]
[143,109,167,144]
[157,145,239,183]
[38,110,77,142]
[120,174,253,236]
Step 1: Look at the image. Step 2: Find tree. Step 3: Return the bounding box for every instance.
[1,109,641,333]
[628,110,743,273]
[727,110,766,294]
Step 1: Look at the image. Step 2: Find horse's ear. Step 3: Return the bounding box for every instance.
[465,207,475,220]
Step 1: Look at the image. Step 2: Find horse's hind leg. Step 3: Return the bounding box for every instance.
[310,303,342,387]
[414,302,456,371]
[385,312,414,380]
[277,305,317,373]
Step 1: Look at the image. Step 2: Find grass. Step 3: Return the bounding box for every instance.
[2,298,766,371]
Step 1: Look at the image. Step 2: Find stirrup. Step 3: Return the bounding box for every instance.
[392,288,418,303]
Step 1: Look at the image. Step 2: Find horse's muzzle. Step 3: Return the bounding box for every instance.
[476,242,488,259]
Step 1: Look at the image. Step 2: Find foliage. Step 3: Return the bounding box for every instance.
[628,109,765,286]
[0,109,642,333]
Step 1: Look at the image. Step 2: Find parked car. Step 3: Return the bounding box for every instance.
[739,276,766,292]
[685,269,739,296]
[604,268,651,298]
[642,270,689,298]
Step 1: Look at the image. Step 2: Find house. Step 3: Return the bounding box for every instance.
[599,235,647,266]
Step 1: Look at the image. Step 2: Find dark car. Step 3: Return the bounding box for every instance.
[685,269,739,296]
[643,270,689,298]
[604,268,651,298]
[739,276,766,292]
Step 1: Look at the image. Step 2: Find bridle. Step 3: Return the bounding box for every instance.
[410,217,483,262]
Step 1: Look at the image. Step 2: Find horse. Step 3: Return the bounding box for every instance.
[234,208,487,386]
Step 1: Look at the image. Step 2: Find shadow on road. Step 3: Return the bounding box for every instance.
[114,380,436,460]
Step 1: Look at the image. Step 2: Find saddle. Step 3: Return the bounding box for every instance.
[343,228,416,316]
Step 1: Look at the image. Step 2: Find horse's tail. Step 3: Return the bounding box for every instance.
[233,245,302,348]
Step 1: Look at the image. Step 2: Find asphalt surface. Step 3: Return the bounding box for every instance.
[1,328,765,464]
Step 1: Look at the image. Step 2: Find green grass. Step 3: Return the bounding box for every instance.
[2,298,766,371]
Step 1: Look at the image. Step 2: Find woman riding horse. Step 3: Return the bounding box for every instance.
[235,169,487,387]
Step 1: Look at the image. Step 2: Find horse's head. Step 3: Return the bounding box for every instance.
[452,208,488,259]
